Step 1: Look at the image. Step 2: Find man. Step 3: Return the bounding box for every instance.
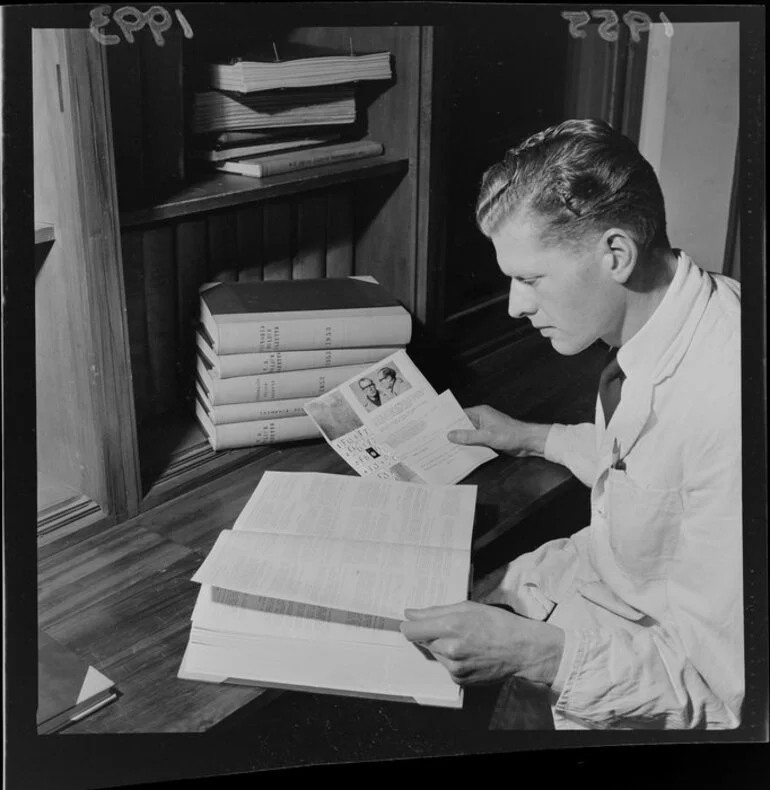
[378,366,411,401]
[357,377,383,412]
[400,119,743,730]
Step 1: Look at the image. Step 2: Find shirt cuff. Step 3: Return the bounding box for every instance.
[549,627,579,700]
[543,423,569,465]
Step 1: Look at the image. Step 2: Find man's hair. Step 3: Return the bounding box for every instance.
[378,367,396,381]
[475,119,670,254]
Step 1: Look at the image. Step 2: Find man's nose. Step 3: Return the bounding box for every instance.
[508,280,537,319]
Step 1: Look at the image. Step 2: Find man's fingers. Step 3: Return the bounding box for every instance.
[447,428,493,446]
[403,603,467,620]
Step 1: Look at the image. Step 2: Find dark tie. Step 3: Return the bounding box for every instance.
[598,347,625,427]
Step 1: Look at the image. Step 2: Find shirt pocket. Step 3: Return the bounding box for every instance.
[605,468,684,581]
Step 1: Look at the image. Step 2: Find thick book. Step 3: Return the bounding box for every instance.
[213,140,384,178]
[196,329,400,378]
[195,382,310,424]
[195,396,320,450]
[209,43,392,93]
[178,471,476,708]
[193,86,356,135]
[38,629,118,734]
[197,354,370,406]
[199,278,412,355]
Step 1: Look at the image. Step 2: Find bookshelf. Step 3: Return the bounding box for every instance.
[33,13,632,534]
[34,22,430,528]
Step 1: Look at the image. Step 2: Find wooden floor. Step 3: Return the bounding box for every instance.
[37,337,606,742]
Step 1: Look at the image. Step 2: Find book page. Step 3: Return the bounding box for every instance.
[191,529,470,621]
[303,350,497,484]
[232,470,477,551]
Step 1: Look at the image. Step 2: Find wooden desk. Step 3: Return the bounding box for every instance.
[37,341,606,736]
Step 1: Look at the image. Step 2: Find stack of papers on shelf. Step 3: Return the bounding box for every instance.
[192,86,356,135]
[210,44,392,93]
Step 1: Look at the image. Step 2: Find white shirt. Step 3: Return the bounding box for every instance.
[478,252,743,729]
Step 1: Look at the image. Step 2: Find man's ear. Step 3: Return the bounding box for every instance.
[600,228,638,284]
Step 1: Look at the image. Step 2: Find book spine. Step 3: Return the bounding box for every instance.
[216,313,412,355]
[203,363,369,406]
[205,396,312,425]
[213,346,401,378]
[223,142,383,178]
[209,415,321,450]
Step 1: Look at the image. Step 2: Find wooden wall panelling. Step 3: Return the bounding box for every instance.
[262,201,293,280]
[325,188,354,277]
[106,35,144,207]
[286,27,421,309]
[292,194,327,279]
[139,28,185,196]
[143,226,178,417]
[33,29,141,518]
[175,218,208,391]
[235,205,264,281]
[206,211,238,281]
[121,230,151,425]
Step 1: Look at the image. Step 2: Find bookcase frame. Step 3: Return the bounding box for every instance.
[34,16,634,534]
[34,24,434,530]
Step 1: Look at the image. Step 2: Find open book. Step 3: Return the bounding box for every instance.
[303,349,498,484]
[178,471,477,708]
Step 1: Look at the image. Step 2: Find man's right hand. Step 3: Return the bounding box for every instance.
[447,404,550,458]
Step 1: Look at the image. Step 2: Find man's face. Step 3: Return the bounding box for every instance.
[491,214,623,355]
[359,379,378,400]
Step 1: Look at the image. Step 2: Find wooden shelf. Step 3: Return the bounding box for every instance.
[120,156,409,228]
[35,221,55,245]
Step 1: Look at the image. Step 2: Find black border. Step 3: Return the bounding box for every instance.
[3,4,767,789]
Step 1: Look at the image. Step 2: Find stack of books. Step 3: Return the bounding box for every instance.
[192,43,392,178]
[194,277,412,451]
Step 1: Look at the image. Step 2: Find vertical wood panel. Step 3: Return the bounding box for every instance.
[139,28,184,195]
[325,188,354,277]
[235,205,263,281]
[292,194,327,279]
[121,230,151,425]
[143,227,178,417]
[262,201,293,280]
[176,219,208,395]
[33,29,141,517]
[106,38,144,207]
[206,212,238,281]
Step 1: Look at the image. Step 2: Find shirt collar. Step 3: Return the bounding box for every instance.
[616,250,705,381]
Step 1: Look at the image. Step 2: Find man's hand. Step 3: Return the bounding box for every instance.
[400,601,565,687]
[447,405,551,458]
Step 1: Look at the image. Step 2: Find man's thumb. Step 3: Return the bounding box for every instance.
[448,428,489,446]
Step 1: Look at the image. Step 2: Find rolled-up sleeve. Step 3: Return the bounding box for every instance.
[544,422,597,487]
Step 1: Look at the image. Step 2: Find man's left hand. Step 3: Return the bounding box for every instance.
[400,601,565,687]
